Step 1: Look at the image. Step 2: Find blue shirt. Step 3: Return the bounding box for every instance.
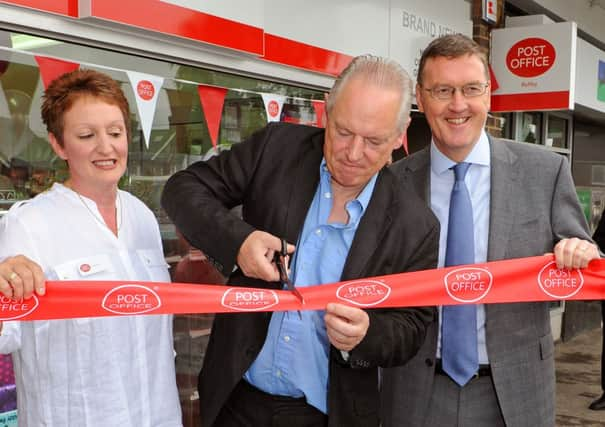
[430,130,491,364]
[244,158,378,413]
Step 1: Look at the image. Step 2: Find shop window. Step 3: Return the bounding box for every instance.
[0,28,325,427]
[499,113,514,140]
[545,113,569,149]
[509,111,571,158]
[515,112,542,144]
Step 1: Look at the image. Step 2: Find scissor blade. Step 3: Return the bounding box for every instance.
[274,247,303,317]
[285,279,305,305]
[287,281,304,319]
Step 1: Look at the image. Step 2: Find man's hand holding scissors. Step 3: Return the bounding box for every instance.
[237,230,369,352]
[237,231,295,282]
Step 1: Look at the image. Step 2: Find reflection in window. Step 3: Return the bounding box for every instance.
[546,115,568,149]
[516,112,542,144]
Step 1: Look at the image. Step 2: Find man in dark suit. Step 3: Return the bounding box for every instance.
[381,34,600,427]
[590,214,605,411]
[161,55,439,427]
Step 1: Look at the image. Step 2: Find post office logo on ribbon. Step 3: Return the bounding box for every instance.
[444,267,493,303]
[336,280,391,307]
[537,261,584,299]
[0,295,39,320]
[102,284,162,315]
[221,288,279,312]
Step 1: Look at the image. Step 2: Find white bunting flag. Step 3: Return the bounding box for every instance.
[28,79,48,137]
[261,93,286,123]
[0,80,9,119]
[126,71,164,149]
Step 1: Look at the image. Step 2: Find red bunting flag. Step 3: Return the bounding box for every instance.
[34,56,79,89]
[489,64,500,92]
[197,85,227,148]
[311,100,325,128]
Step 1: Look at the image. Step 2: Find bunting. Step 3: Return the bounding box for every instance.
[0,81,9,119]
[197,85,227,147]
[311,100,325,128]
[0,48,336,156]
[0,31,11,77]
[489,64,500,92]
[126,71,164,149]
[28,77,50,138]
[33,56,79,89]
[261,93,286,123]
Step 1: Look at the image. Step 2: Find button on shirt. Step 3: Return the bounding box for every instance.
[430,131,491,365]
[244,159,377,413]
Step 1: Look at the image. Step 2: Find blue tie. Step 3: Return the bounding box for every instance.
[441,162,479,386]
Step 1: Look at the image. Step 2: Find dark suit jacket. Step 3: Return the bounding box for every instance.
[161,122,440,427]
[381,138,592,427]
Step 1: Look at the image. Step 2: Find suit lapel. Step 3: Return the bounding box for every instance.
[403,148,431,202]
[341,169,394,280]
[487,138,518,261]
[396,141,518,262]
[284,132,324,244]
[340,150,434,279]
[339,148,431,280]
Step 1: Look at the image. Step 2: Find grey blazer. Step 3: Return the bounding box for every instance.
[380,137,592,427]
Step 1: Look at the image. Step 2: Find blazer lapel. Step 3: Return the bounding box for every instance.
[341,169,394,280]
[394,143,516,262]
[338,149,431,279]
[487,138,518,261]
[402,148,431,202]
[284,132,324,244]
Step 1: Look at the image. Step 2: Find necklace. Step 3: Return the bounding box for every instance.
[66,184,122,234]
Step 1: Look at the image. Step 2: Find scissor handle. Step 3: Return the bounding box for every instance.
[273,250,288,285]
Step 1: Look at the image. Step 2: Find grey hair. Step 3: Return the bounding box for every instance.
[326,54,412,133]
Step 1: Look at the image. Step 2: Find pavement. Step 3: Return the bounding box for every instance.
[556,327,604,426]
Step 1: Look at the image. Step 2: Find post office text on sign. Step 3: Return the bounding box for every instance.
[506,37,556,78]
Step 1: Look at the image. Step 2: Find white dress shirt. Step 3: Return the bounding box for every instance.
[0,183,182,427]
[430,131,491,364]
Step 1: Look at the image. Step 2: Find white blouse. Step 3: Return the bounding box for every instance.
[0,183,182,427]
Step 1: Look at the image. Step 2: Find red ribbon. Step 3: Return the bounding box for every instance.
[1,255,603,322]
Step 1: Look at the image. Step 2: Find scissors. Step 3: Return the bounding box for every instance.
[273,238,304,319]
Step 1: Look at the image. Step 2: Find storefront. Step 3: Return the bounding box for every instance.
[3,0,605,423]
[0,0,475,425]
[488,1,605,341]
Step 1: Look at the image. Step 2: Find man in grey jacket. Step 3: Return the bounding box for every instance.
[381,33,600,427]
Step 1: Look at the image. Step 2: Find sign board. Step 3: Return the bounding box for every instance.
[482,0,497,24]
[388,0,472,83]
[490,22,577,112]
[574,38,605,113]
